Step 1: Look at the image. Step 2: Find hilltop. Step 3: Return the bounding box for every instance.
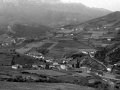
[80,11,120,28]
[0,23,52,38]
[7,23,52,38]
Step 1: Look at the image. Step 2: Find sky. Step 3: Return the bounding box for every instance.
[61,0,120,11]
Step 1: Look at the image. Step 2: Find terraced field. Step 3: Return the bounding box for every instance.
[15,42,45,54]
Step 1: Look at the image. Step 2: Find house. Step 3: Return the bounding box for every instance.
[54,64,68,71]
[53,62,59,66]
[26,51,44,60]
[74,26,84,31]
[46,59,52,63]
[115,27,120,30]
[32,65,38,68]
[80,66,91,73]
[1,37,16,46]
[60,65,68,70]
[32,61,46,68]
[12,64,23,69]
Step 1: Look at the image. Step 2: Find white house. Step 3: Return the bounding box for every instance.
[12,64,22,69]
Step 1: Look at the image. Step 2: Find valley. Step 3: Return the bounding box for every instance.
[0,16,120,90]
[0,1,120,90]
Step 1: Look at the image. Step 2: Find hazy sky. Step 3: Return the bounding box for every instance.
[61,0,120,11]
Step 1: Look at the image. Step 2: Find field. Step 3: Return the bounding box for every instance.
[41,43,54,49]
[45,49,65,59]
[0,37,104,90]
[0,81,95,90]
[44,40,92,58]
[57,29,74,34]
[16,42,44,54]
[55,40,92,49]
[23,70,67,76]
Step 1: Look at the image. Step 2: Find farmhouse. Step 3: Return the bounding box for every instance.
[12,64,23,69]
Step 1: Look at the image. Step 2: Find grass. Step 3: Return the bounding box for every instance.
[16,42,44,54]
[45,49,65,59]
[23,70,67,76]
[0,81,95,90]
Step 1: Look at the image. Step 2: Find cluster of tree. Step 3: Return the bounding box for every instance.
[112,29,120,41]
[88,81,110,90]
[95,42,120,65]
[94,47,108,63]
[0,75,61,83]
[23,39,35,43]
[0,75,40,82]
[114,81,120,90]
[109,48,120,64]
[64,53,85,59]
[11,54,38,65]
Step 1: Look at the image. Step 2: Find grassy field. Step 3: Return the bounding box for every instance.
[41,43,54,49]
[0,81,95,90]
[16,42,44,54]
[45,49,65,59]
[23,70,67,76]
[55,40,91,49]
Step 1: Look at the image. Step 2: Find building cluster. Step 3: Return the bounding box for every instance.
[54,28,83,38]
[11,60,69,71]
[0,34,16,46]
[74,25,120,48]
[25,51,44,60]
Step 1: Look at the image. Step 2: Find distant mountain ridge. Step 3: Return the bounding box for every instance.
[0,0,111,28]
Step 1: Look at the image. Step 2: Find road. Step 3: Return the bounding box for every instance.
[88,52,108,70]
[88,52,120,81]
[106,43,120,56]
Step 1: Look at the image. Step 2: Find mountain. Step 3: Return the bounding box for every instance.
[80,11,120,28]
[0,0,111,28]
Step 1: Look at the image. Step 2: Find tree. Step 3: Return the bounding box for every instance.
[94,48,108,63]
[11,57,15,65]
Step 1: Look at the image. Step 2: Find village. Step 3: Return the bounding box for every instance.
[0,23,120,90]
